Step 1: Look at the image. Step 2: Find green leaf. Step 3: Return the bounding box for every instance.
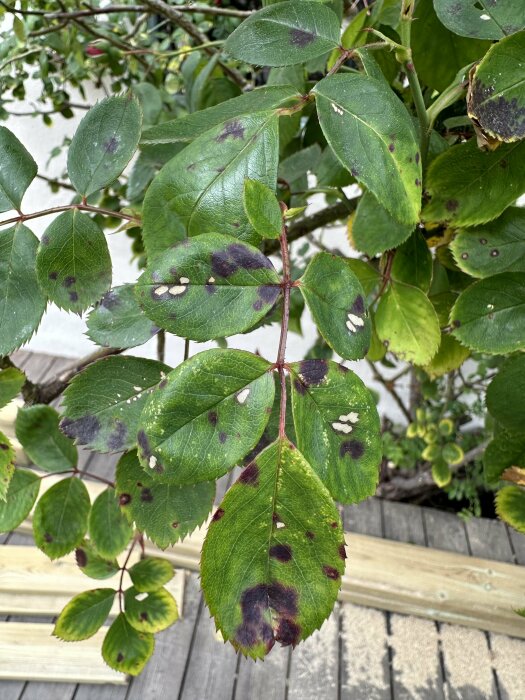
[0,367,25,409]
[375,282,441,365]
[89,488,133,559]
[467,31,525,142]
[0,431,15,501]
[391,231,432,292]
[313,74,422,226]
[345,258,381,296]
[136,235,281,342]
[290,360,381,503]
[351,191,413,257]
[33,477,90,559]
[432,459,452,487]
[487,355,525,434]
[201,438,345,659]
[0,127,37,212]
[442,442,464,466]
[124,586,178,633]
[141,85,300,145]
[434,0,524,40]
[16,405,77,473]
[129,557,174,593]
[0,224,46,355]
[423,334,470,379]
[484,431,525,484]
[137,349,275,484]
[422,139,525,227]
[412,1,490,91]
[102,613,154,676]
[496,485,525,534]
[87,285,159,350]
[60,356,169,454]
[451,208,525,278]
[142,111,279,257]
[243,179,282,240]
[54,588,115,641]
[225,1,340,67]
[300,252,371,360]
[0,468,39,532]
[116,451,214,549]
[36,210,112,313]
[450,272,525,354]
[67,94,142,197]
[75,540,120,580]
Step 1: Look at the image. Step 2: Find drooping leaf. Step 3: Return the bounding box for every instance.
[0,127,37,212]
[0,468,39,532]
[102,613,154,676]
[243,179,282,240]
[432,459,452,488]
[375,281,441,365]
[75,539,120,580]
[313,74,422,226]
[124,586,178,633]
[412,1,490,91]
[450,208,525,278]
[87,285,159,349]
[351,191,413,257]
[141,85,300,145]
[67,94,142,197]
[89,488,133,559]
[484,431,525,484]
[300,252,371,360]
[137,349,275,484]
[487,355,525,434]
[391,231,433,292]
[423,334,470,379]
[201,438,345,659]
[116,451,215,549]
[450,272,525,354]
[345,258,381,297]
[442,443,464,465]
[290,360,381,503]
[0,367,25,409]
[225,1,340,67]
[54,588,116,641]
[141,111,279,257]
[496,486,525,534]
[0,431,15,501]
[0,224,46,355]
[467,31,525,142]
[16,405,77,473]
[36,210,112,313]
[422,139,525,227]
[434,0,524,40]
[60,356,169,454]
[128,557,174,593]
[135,235,281,342]
[33,477,91,559]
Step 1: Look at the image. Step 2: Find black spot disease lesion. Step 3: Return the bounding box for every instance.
[290,28,316,48]
[339,440,365,459]
[216,120,245,143]
[60,414,101,444]
[238,462,259,486]
[211,244,273,279]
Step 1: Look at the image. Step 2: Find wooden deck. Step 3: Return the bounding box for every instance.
[1,351,525,700]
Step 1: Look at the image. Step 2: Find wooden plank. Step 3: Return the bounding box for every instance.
[0,622,126,684]
[465,517,515,563]
[18,681,77,700]
[234,645,288,700]
[75,684,128,700]
[287,609,339,700]
[126,572,203,700]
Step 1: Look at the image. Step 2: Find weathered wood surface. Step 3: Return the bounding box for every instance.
[1,351,525,700]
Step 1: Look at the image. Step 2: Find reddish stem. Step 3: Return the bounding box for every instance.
[276,220,291,439]
[0,202,140,228]
[118,533,141,612]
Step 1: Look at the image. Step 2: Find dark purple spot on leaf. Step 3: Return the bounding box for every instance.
[479,238,487,245]
[75,548,87,567]
[258,285,280,305]
[172,521,179,529]
[69,291,79,303]
[205,282,216,295]
[323,565,340,580]
[299,359,327,386]
[117,652,124,663]
[101,290,120,309]
[330,521,338,529]
[339,543,347,560]
[253,299,263,311]
[293,378,306,396]
[351,295,365,315]
[208,411,218,427]
[275,617,301,646]
[140,488,153,503]
[239,462,259,486]
[104,136,119,154]
[63,275,76,288]
[140,611,148,621]
[44,533,53,543]
[388,143,395,152]
[137,429,152,459]
[107,420,127,451]
[290,27,316,47]
[60,415,101,444]
[219,431,227,444]
[0,443,8,450]
[269,544,292,562]
[216,119,245,143]
[119,493,131,506]
[340,440,365,459]
[48,271,58,281]
[212,508,225,522]
[445,199,459,212]
[415,152,420,164]
[306,531,315,540]
[41,234,50,246]
[491,249,499,257]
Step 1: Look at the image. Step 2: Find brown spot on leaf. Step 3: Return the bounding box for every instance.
[0,443,8,450]
[323,565,340,580]
[140,488,153,503]
[339,543,347,560]
[208,411,218,427]
[212,508,225,522]
[48,271,58,280]
[140,611,148,621]
[117,652,124,663]
[119,493,131,506]
[479,238,487,245]
[275,617,301,646]
[239,462,259,486]
[340,440,365,459]
[269,544,292,562]
[306,530,315,540]
[172,521,179,529]
[44,533,53,543]
[75,548,87,567]
[388,143,395,152]
[445,199,459,212]
[290,27,316,47]
[490,249,499,257]
[470,78,525,141]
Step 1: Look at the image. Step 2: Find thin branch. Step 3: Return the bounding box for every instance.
[0,203,140,228]
[36,173,76,191]
[277,210,291,439]
[0,2,251,19]
[366,359,412,423]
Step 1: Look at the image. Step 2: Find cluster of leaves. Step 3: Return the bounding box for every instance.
[0,0,524,673]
